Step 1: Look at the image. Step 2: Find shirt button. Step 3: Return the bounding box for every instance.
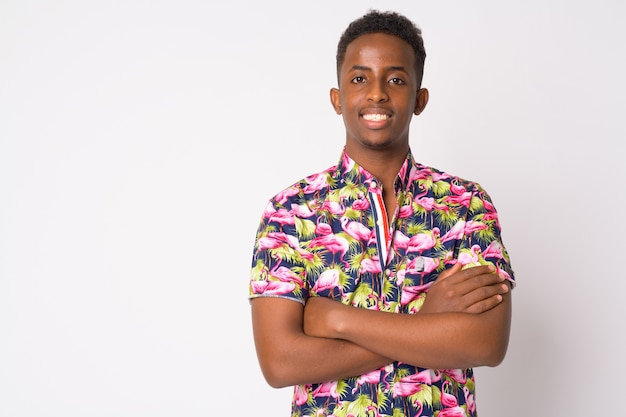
[370,181,378,188]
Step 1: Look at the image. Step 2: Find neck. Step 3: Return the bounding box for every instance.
[345,144,409,190]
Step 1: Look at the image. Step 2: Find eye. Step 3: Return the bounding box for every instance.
[389,77,406,85]
[351,76,366,84]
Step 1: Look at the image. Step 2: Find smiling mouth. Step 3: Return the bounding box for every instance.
[362,113,390,121]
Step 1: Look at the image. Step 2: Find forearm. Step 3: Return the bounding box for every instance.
[251,297,391,388]
[324,294,511,369]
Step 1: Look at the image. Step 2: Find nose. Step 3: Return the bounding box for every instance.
[366,80,388,102]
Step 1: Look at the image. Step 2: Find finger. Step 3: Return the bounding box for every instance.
[462,281,509,309]
[461,263,495,277]
[455,269,505,294]
[464,294,504,314]
[436,262,463,281]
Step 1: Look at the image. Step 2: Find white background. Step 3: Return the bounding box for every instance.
[1,0,624,416]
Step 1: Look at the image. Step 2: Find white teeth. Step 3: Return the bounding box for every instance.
[362,113,389,121]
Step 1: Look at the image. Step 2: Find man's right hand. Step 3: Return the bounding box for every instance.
[419,262,509,314]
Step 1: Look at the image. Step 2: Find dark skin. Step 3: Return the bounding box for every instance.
[251,33,511,388]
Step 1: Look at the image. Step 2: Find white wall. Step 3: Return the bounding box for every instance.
[1,1,624,416]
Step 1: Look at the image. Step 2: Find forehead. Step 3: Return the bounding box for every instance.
[343,32,416,68]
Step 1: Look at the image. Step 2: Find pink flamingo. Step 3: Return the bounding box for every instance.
[408,166,432,182]
[400,282,432,306]
[270,263,304,287]
[442,369,467,384]
[250,280,296,296]
[457,245,482,266]
[481,195,496,212]
[256,233,285,251]
[431,171,452,182]
[321,198,346,216]
[311,380,340,399]
[482,211,500,228]
[395,268,407,286]
[290,202,316,218]
[293,385,308,406]
[262,202,276,219]
[392,230,410,249]
[352,369,382,393]
[440,221,466,243]
[414,196,450,213]
[449,182,467,195]
[441,380,459,408]
[351,193,370,211]
[393,374,427,397]
[308,234,350,267]
[268,208,295,226]
[340,216,372,242]
[482,241,504,260]
[359,256,382,274]
[437,407,467,417]
[403,369,442,384]
[406,228,440,253]
[257,232,313,261]
[463,386,476,414]
[398,203,414,218]
[464,220,488,234]
[312,269,340,293]
[275,186,300,205]
[303,172,329,194]
[444,191,472,208]
[315,219,333,236]
[422,257,440,274]
[405,256,440,275]
[341,150,355,172]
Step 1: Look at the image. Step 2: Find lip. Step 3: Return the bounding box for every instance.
[360,108,392,129]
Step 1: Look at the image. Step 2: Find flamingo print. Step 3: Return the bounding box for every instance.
[308,233,350,268]
[312,269,341,294]
[290,202,316,218]
[441,380,459,408]
[270,262,304,287]
[351,192,370,211]
[406,228,440,253]
[321,198,346,216]
[437,407,468,417]
[250,280,296,296]
[444,191,472,207]
[463,386,476,414]
[440,220,466,244]
[482,241,504,260]
[359,256,382,274]
[340,216,373,242]
[457,245,483,267]
[275,186,300,205]
[249,149,515,417]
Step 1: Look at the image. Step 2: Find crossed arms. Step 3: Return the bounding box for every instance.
[251,263,512,388]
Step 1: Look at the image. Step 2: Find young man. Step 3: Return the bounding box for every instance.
[249,9,515,417]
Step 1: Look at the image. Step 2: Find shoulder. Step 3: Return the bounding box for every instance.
[268,165,338,208]
[414,162,484,194]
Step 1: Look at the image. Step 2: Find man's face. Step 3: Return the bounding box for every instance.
[331,33,426,153]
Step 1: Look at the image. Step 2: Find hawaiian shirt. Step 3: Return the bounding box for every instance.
[249,149,515,417]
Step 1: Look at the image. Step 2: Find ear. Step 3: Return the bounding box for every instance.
[414,88,429,115]
[330,88,342,114]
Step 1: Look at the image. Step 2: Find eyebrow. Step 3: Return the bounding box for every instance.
[350,65,408,72]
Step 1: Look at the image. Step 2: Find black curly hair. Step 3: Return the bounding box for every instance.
[336,9,426,86]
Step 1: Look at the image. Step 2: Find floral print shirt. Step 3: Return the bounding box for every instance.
[249,149,515,417]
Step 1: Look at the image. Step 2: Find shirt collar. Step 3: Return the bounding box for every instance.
[333,147,416,192]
